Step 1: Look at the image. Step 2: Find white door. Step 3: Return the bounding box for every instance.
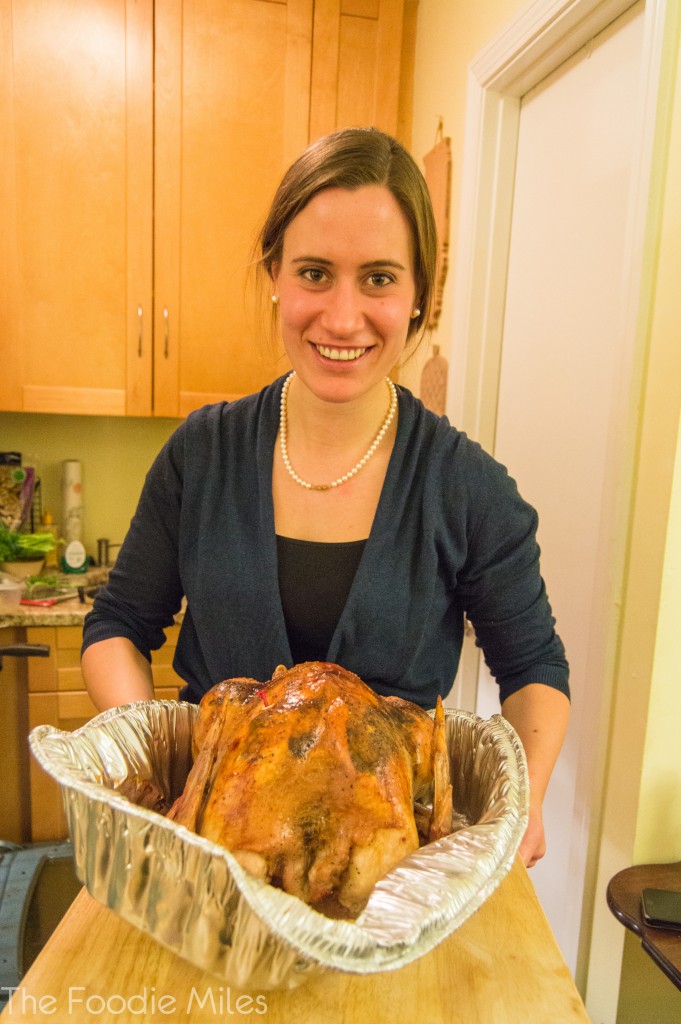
[466,1,645,974]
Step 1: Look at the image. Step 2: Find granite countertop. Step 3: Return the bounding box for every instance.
[0,568,109,629]
[0,594,92,628]
[0,570,185,630]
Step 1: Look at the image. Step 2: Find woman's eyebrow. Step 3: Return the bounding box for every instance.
[291,255,333,265]
[290,256,406,270]
[360,259,407,271]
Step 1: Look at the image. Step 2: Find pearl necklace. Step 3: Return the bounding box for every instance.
[279,371,398,491]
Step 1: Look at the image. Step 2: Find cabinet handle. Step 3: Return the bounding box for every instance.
[164,307,169,358]
[137,306,143,357]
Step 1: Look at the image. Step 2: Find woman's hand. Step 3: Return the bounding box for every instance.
[519,799,547,868]
[501,683,570,868]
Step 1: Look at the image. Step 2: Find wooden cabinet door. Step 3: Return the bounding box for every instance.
[153,0,313,417]
[0,0,153,416]
[1,1,415,419]
[309,0,416,144]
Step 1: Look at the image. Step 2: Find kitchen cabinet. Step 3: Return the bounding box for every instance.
[0,0,152,416]
[0,626,31,844]
[26,624,182,840]
[1,0,417,418]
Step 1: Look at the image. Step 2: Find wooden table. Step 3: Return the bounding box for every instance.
[0,859,589,1023]
[607,860,681,990]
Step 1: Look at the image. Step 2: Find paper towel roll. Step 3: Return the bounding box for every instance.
[61,460,83,543]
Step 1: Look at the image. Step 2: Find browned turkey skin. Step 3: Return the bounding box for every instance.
[168,662,453,917]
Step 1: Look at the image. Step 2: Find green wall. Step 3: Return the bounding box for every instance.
[0,412,181,562]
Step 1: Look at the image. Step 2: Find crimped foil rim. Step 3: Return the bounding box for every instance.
[29,700,528,981]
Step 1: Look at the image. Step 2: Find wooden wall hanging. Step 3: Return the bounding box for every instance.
[422,121,452,331]
[420,121,452,416]
[419,344,449,416]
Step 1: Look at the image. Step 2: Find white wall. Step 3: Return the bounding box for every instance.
[410,1,681,1016]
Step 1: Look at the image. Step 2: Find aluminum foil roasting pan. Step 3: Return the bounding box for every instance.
[29,701,528,991]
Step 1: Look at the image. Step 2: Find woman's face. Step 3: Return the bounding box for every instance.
[272,185,417,404]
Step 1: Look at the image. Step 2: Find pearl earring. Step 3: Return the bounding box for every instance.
[271,294,279,304]
[410,308,421,319]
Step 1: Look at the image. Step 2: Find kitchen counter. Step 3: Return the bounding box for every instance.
[0,859,589,1023]
[0,569,108,628]
[0,594,91,628]
[0,572,185,630]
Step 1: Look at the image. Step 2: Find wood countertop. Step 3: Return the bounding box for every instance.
[0,859,589,1024]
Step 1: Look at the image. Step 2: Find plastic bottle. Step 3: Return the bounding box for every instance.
[61,540,88,574]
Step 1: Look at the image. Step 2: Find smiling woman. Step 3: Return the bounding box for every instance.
[81,127,570,871]
[272,185,417,404]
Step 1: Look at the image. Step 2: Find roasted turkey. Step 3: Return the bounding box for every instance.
[168,661,453,917]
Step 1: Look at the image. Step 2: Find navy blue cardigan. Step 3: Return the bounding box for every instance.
[82,377,569,708]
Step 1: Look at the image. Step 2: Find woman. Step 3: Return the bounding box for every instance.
[82,127,569,868]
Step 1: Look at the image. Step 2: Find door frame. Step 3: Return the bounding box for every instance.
[445,0,679,1014]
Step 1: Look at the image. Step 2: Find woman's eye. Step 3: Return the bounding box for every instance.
[367,272,393,288]
[300,267,326,284]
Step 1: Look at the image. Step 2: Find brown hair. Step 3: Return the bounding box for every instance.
[258,127,437,338]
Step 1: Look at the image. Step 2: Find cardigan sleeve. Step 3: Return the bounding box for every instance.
[455,447,569,703]
[81,423,186,661]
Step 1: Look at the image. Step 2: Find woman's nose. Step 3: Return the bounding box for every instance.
[319,283,364,336]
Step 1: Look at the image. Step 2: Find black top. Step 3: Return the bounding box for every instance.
[276,535,367,663]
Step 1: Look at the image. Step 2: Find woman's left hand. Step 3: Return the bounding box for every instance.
[518,800,547,868]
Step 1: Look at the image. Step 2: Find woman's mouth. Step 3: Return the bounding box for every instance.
[314,344,368,362]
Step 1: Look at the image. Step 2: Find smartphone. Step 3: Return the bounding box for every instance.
[641,887,681,930]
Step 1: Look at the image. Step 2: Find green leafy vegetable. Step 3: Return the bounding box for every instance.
[0,523,57,562]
